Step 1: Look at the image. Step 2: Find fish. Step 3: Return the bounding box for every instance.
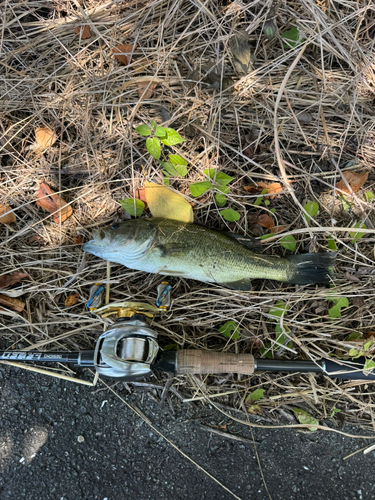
[83,218,336,291]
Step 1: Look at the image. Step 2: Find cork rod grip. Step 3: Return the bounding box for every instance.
[176,350,255,375]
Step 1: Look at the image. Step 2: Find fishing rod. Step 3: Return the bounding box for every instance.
[1,283,374,382]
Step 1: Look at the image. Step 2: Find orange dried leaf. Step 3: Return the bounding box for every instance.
[0,204,16,224]
[336,171,368,194]
[35,127,57,148]
[113,44,138,66]
[29,235,43,246]
[73,234,83,245]
[65,293,79,307]
[257,181,283,199]
[270,225,287,234]
[258,213,274,229]
[0,294,25,313]
[137,81,157,99]
[0,272,29,290]
[36,182,73,223]
[135,188,147,203]
[243,181,283,199]
[75,25,91,39]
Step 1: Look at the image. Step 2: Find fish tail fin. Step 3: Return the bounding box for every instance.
[287,252,336,285]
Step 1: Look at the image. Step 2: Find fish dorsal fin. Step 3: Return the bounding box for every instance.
[224,232,261,252]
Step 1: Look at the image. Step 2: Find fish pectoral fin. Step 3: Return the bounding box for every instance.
[221,278,253,291]
[155,243,192,257]
[224,232,261,252]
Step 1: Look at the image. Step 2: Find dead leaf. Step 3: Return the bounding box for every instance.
[336,171,368,194]
[29,235,44,246]
[113,44,138,66]
[137,80,157,99]
[135,188,147,203]
[345,271,361,283]
[73,234,83,245]
[258,214,274,229]
[65,293,79,307]
[228,30,254,74]
[144,181,193,223]
[270,225,287,234]
[244,181,283,200]
[0,204,16,224]
[0,294,25,313]
[257,181,283,199]
[75,25,91,39]
[352,296,366,309]
[35,127,57,149]
[36,183,73,223]
[0,272,29,290]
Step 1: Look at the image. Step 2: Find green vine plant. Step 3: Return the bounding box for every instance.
[136,121,187,185]
[136,122,242,222]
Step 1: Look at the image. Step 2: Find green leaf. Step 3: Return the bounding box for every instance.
[163,344,178,351]
[221,209,240,222]
[159,160,187,178]
[269,300,289,320]
[327,237,337,251]
[217,185,230,194]
[332,296,349,308]
[189,181,212,197]
[160,128,185,146]
[136,124,151,136]
[304,201,319,223]
[162,172,170,186]
[204,169,234,186]
[349,348,360,358]
[270,208,276,214]
[215,192,226,207]
[120,198,145,217]
[169,154,188,166]
[264,199,270,206]
[349,222,366,243]
[146,137,161,160]
[282,26,304,48]
[259,342,273,358]
[363,358,375,374]
[292,408,318,431]
[218,320,240,340]
[365,191,374,202]
[328,297,349,319]
[275,323,292,349]
[260,233,273,240]
[330,407,341,418]
[338,194,351,212]
[150,119,156,128]
[364,341,373,352]
[347,332,362,340]
[254,188,268,207]
[246,389,265,402]
[280,235,296,251]
[155,126,167,138]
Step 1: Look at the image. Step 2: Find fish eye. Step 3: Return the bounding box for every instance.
[111,223,119,230]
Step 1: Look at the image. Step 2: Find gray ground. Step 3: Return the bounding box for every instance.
[0,364,374,500]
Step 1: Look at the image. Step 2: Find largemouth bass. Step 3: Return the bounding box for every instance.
[83,218,335,290]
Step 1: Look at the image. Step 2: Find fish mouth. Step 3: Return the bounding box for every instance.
[83,229,111,255]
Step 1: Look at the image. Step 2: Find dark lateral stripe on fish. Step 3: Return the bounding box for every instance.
[286,252,336,285]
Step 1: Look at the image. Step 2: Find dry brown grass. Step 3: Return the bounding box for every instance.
[2,0,375,432]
